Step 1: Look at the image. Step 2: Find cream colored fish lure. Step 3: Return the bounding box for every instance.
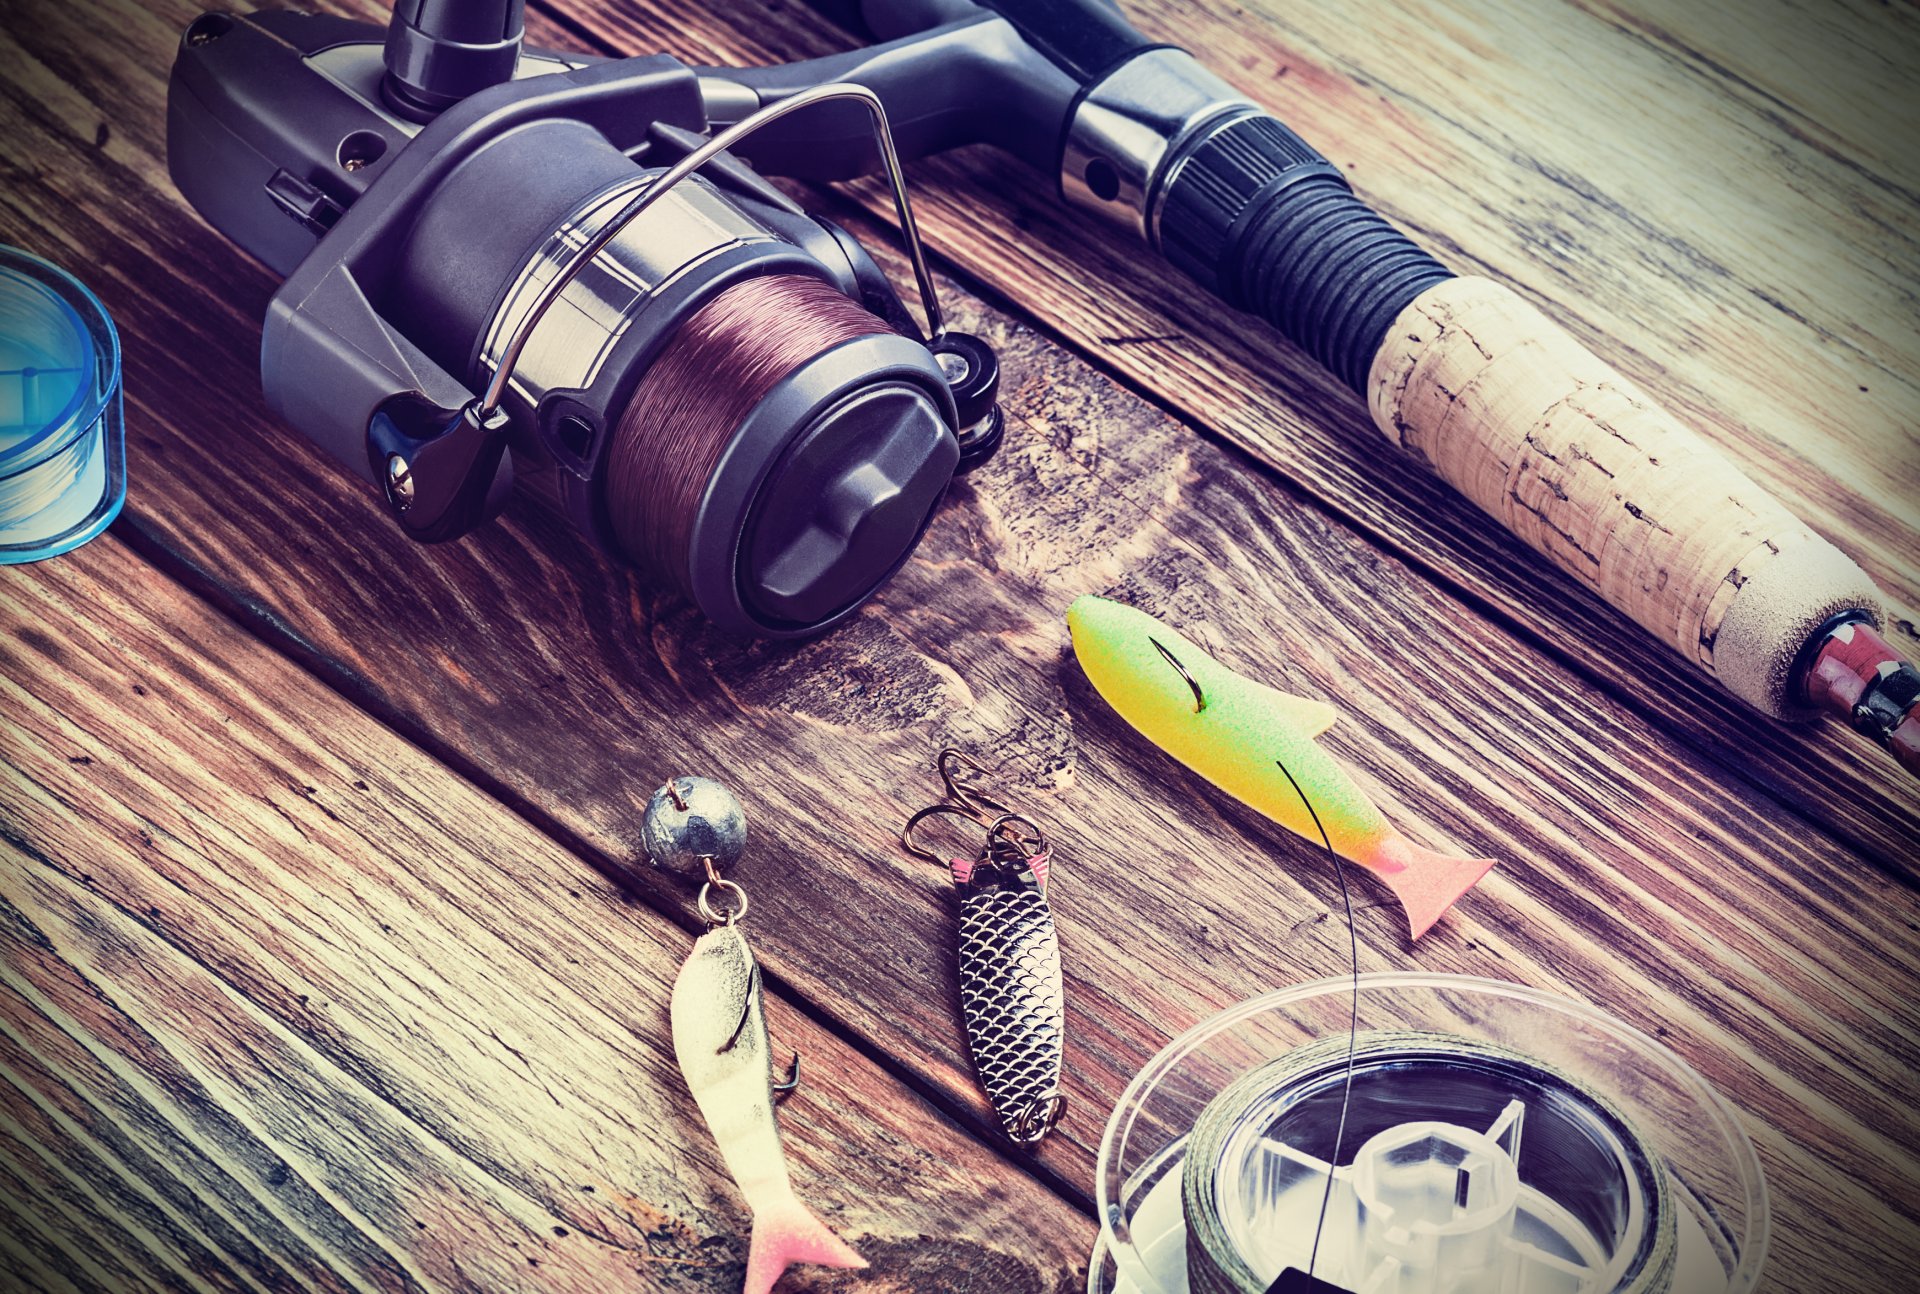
[650,775,864,1294]
[671,924,866,1294]
[1069,596,1496,938]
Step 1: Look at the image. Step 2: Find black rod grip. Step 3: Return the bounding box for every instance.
[1159,113,1452,394]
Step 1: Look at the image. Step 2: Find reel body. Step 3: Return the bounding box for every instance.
[168,9,990,635]
[157,0,1457,639]
[167,0,1438,636]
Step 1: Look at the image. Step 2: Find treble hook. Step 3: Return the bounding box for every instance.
[901,801,992,865]
[903,749,1049,876]
[936,748,1017,820]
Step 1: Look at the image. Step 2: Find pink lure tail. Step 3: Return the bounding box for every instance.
[1368,835,1498,940]
[742,1194,866,1294]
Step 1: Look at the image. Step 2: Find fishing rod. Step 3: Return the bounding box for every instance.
[728,0,1919,778]
[164,0,1918,778]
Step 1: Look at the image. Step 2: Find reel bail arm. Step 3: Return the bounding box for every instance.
[478,79,952,425]
[230,48,703,541]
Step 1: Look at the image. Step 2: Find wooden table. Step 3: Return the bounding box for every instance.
[3,1,1916,1290]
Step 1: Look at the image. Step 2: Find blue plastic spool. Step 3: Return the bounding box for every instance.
[0,246,126,563]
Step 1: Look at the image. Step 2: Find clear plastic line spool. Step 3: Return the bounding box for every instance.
[0,247,126,563]
[1090,975,1768,1294]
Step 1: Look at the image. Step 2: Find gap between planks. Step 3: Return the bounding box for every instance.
[100,518,1098,1221]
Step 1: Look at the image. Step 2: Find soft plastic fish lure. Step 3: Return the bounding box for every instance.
[650,776,865,1294]
[1067,596,1496,938]
[670,925,865,1294]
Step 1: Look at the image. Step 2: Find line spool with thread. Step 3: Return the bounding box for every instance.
[597,268,958,631]
[0,246,126,563]
[1180,1031,1676,1294]
[1089,976,1769,1294]
[451,148,962,636]
[607,272,892,584]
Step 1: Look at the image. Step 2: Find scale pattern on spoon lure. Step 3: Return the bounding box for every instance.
[1068,595,1498,939]
[951,837,1067,1144]
[670,923,865,1294]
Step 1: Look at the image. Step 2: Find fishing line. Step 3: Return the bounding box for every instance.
[604,273,894,582]
[1272,757,1357,1283]
[0,386,95,515]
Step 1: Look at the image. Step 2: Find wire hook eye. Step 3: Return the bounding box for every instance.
[983,811,1048,862]
[1150,636,1207,713]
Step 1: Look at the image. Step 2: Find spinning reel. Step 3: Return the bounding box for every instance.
[169,0,1437,638]
[169,2,1006,636]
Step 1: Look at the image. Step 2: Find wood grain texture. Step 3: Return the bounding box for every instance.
[0,0,1916,1292]
[0,535,1089,1292]
[543,0,1920,859]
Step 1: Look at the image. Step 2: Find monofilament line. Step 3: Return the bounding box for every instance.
[1274,757,1358,1282]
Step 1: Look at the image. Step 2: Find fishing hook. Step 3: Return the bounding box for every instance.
[772,1050,801,1101]
[720,963,761,1054]
[1150,636,1208,713]
[901,801,994,865]
[937,748,1017,820]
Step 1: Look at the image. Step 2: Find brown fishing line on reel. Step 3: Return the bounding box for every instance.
[607,274,899,587]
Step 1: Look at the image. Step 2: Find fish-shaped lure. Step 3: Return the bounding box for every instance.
[670,924,865,1294]
[951,838,1067,1144]
[1067,596,1497,939]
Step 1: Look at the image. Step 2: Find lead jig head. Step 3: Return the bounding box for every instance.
[643,775,750,876]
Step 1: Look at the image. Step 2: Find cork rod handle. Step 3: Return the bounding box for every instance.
[1367,276,1885,719]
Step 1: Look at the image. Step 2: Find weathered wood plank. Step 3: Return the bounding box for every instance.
[536,0,1920,860]
[1,1,1916,1291]
[0,535,1090,1292]
[15,106,1918,1294]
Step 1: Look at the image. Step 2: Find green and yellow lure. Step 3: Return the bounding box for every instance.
[1068,596,1495,939]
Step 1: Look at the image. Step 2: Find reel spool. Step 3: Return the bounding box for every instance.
[1091,976,1768,1294]
[391,102,972,633]
[167,13,1001,636]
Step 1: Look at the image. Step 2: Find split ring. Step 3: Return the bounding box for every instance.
[697,877,750,925]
